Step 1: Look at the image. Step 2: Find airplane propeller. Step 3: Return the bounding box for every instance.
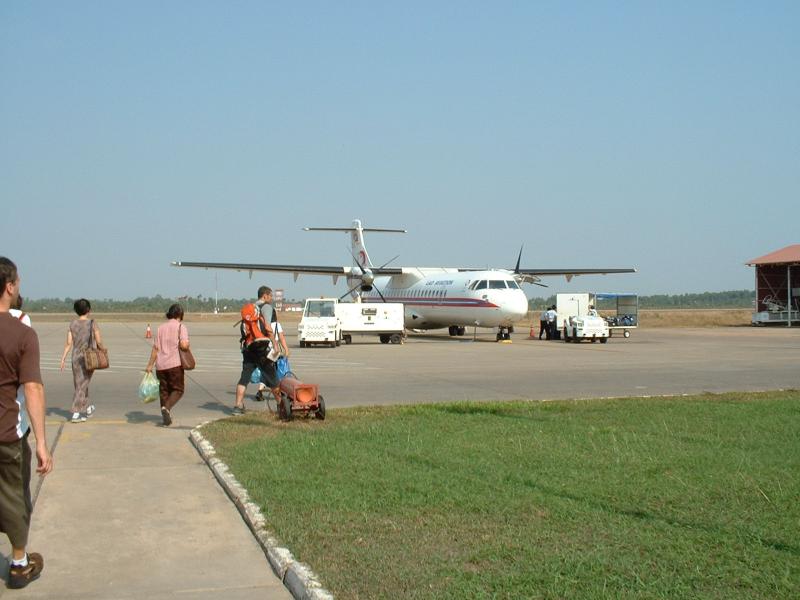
[343,249,395,302]
[512,245,547,287]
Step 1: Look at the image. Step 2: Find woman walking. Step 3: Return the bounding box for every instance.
[60,298,105,423]
[144,303,190,426]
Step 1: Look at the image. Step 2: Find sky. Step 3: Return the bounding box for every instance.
[2,2,798,302]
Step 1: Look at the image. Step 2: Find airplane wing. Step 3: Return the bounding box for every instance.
[171,261,403,276]
[513,268,637,276]
[509,267,636,285]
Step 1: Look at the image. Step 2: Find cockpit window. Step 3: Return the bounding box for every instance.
[489,280,507,289]
[507,280,521,289]
[474,280,487,290]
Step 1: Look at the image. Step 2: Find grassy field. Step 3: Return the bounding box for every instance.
[202,392,800,599]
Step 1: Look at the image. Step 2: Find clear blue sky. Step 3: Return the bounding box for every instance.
[2,2,798,302]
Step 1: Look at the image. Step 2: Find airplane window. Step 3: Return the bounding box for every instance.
[489,280,507,289]
[507,280,521,289]
[475,280,487,290]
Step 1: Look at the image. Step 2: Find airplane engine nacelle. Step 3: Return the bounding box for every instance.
[360,269,374,290]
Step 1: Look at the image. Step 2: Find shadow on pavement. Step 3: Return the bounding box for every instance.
[198,401,236,415]
[124,411,163,425]
[46,407,72,420]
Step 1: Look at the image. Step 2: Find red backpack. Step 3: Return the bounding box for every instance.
[239,303,273,348]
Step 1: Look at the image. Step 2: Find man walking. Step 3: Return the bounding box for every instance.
[233,286,281,414]
[0,257,53,589]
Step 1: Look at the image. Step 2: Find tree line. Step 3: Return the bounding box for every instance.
[23,290,756,313]
[527,290,755,310]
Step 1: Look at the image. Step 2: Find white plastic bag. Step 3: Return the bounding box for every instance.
[138,372,160,403]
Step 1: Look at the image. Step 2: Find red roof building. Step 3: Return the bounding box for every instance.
[746,245,800,326]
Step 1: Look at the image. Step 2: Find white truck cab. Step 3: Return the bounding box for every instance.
[298,298,340,347]
[298,298,405,347]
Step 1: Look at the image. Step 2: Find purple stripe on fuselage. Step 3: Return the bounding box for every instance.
[361,296,499,308]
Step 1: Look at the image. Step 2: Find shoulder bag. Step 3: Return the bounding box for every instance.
[84,320,109,371]
[178,323,196,370]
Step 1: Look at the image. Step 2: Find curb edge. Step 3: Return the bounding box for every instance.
[189,423,335,600]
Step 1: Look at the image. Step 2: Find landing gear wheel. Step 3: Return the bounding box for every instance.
[315,395,326,420]
[457,327,466,336]
[281,393,293,421]
[448,326,456,336]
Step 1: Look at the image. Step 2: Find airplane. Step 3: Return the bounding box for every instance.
[172,219,636,341]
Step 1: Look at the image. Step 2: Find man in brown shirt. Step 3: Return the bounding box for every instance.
[0,257,53,589]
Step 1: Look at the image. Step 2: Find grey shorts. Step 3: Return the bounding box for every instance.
[0,432,33,548]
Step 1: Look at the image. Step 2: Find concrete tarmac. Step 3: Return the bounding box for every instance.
[1,319,798,597]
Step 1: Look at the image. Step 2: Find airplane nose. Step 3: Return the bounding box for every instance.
[513,292,529,319]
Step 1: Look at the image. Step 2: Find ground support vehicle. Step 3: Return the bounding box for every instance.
[595,293,638,338]
[298,298,341,347]
[298,298,405,347]
[278,376,325,421]
[563,315,609,343]
[336,302,405,345]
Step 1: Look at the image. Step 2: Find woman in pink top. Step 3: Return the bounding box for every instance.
[144,304,190,426]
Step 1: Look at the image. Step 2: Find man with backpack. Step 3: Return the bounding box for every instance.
[233,286,282,415]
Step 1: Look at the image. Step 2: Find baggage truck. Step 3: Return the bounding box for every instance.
[298,298,405,347]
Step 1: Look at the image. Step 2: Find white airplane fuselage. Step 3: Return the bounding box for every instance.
[358,269,529,330]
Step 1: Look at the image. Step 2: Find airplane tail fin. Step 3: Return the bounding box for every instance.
[304,219,406,269]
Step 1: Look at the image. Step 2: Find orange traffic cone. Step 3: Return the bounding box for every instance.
[529,323,536,339]
[145,324,152,339]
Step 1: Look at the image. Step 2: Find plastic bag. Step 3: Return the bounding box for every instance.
[250,367,262,384]
[276,356,291,381]
[138,372,160,403]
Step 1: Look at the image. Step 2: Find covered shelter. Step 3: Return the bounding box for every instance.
[746,244,800,326]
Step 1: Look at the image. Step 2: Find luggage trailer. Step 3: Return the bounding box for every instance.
[595,293,639,338]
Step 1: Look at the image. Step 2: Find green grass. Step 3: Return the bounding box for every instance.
[202,392,800,599]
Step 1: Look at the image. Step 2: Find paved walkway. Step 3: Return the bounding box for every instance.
[0,420,292,599]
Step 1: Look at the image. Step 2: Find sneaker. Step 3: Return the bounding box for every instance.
[232,405,245,415]
[254,390,265,402]
[70,413,86,423]
[86,404,96,418]
[8,552,44,589]
[161,407,172,427]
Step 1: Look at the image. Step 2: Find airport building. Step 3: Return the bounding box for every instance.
[746,244,800,326]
